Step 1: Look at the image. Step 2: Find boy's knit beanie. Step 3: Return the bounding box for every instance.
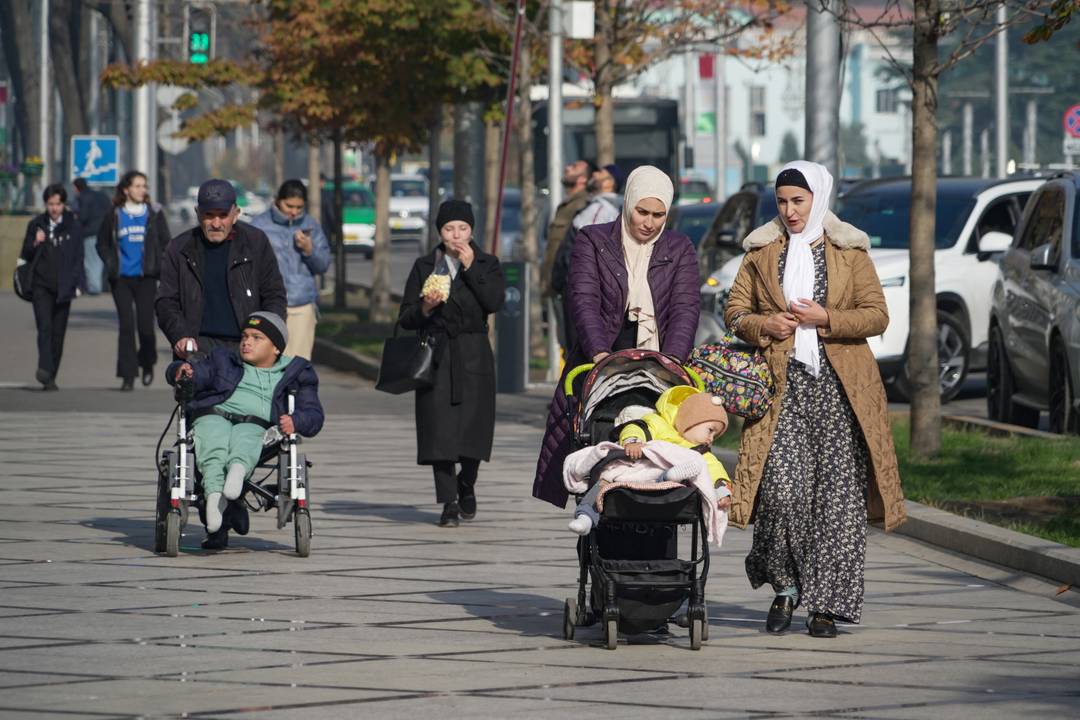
[245,311,288,353]
[674,392,729,436]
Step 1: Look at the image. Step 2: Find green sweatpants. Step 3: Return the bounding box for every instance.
[192,414,266,495]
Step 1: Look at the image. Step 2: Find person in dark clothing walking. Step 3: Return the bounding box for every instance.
[73,178,110,295]
[155,178,287,359]
[398,200,505,527]
[20,184,84,390]
[97,170,172,390]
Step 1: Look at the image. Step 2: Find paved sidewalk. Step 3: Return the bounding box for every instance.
[1,291,1079,718]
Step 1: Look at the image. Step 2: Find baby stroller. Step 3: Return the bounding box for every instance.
[560,349,711,650]
[153,373,313,557]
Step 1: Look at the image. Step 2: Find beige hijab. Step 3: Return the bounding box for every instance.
[621,166,675,351]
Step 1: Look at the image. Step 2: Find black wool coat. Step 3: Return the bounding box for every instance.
[399,244,505,464]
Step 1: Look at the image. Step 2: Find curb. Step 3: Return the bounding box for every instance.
[896,500,1080,587]
[312,337,380,381]
[942,414,1066,440]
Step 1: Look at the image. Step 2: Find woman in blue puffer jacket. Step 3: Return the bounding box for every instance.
[250,179,332,359]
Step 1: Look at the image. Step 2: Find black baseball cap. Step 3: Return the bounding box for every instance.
[196,179,237,212]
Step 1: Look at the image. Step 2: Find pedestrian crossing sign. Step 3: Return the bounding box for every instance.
[70,135,120,185]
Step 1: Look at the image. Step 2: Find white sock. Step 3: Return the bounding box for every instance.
[662,461,700,483]
[568,515,594,535]
[206,492,227,533]
[223,463,246,500]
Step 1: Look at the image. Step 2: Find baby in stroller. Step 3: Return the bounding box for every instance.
[167,311,324,547]
[567,386,732,535]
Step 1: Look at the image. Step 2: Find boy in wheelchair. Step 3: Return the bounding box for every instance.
[168,311,324,549]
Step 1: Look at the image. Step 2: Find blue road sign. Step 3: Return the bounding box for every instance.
[70,135,120,185]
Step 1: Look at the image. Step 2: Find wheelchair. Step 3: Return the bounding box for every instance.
[154,375,314,557]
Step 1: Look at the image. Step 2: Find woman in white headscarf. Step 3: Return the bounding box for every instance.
[724,161,905,639]
[532,165,701,508]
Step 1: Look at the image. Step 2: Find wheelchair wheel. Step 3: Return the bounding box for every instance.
[294,510,311,557]
[165,511,181,557]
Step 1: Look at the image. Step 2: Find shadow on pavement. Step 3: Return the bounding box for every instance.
[320,499,441,525]
[427,588,565,637]
[82,516,156,553]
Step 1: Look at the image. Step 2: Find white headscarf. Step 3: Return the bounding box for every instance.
[621,166,675,351]
[777,160,833,378]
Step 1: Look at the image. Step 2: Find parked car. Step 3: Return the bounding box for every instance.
[677,177,714,206]
[696,182,777,282]
[375,173,429,242]
[496,187,550,261]
[988,171,1080,431]
[322,181,376,258]
[670,202,721,248]
[701,176,1044,401]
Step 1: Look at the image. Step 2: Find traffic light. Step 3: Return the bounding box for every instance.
[187,6,213,64]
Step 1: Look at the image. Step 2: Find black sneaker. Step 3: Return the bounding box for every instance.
[227,501,250,536]
[141,368,154,386]
[35,368,51,387]
[458,492,476,521]
[201,528,229,551]
[439,502,460,527]
[120,378,134,391]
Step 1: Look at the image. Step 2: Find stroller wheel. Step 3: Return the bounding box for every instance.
[605,618,618,650]
[689,618,703,651]
[563,598,577,641]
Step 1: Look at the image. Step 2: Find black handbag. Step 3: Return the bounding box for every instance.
[13,244,41,302]
[375,324,437,394]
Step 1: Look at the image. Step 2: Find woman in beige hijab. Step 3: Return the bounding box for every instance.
[533,165,702,508]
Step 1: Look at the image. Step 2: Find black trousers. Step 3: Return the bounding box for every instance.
[111,276,158,380]
[31,287,71,381]
[432,457,480,504]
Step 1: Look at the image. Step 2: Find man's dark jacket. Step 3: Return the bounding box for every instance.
[96,203,172,281]
[155,221,287,346]
[75,187,111,240]
[166,348,324,438]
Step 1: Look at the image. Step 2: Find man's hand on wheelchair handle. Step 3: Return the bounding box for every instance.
[174,337,197,359]
[279,415,295,435]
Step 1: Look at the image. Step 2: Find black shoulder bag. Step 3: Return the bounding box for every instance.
[13,242,43,302]
[375,323,437,394]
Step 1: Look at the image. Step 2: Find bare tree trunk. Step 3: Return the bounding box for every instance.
[483,115,500,254]
[427,104,442,252]
[273,129,285,188]
[332,129,346,310]
[89,0,133,62]
[0,0,42,162]
[371,147,394,323]
[50,0,90,139]
[593,0,615,167]
[307,141,321,225]
[515,44,543,358]
[909,0,942,457]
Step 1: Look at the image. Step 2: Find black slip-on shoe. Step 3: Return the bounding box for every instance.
[807,613,837,638]
[439,502,460,527]
[766,595,796,634]
[120,378,134,391]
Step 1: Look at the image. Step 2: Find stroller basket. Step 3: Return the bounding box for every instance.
[601,485,702,524]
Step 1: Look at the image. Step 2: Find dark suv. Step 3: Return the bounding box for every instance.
[988,171,1080,432]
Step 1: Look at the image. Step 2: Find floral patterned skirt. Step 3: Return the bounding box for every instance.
[745,355,870,623]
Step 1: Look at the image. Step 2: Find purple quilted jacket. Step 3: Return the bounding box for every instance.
[531,219,701,507]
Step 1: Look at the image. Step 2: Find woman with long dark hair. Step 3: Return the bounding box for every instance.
[97,170,171,390]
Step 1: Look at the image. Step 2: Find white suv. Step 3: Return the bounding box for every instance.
[700,177,1044,401]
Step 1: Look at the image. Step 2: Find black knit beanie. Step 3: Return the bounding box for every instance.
[245,311,288,353]
[435,199,475,231]
[775,168,812,191]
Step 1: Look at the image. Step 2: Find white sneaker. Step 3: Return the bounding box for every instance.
[568,515,594,535]
[223,463,246,500]
[206,492,227,533]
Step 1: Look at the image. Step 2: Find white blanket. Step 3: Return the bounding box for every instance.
[563,440,728,546]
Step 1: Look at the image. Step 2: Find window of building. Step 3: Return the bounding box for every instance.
[749,86,766,137]
[876,88,899,114]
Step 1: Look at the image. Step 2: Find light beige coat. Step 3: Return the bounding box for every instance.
[724,212,906,532]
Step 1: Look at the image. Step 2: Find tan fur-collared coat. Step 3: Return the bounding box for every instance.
[724,212,906,532]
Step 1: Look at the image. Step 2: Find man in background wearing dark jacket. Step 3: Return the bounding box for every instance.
[156,178,287,359]
[72,178,110,294]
